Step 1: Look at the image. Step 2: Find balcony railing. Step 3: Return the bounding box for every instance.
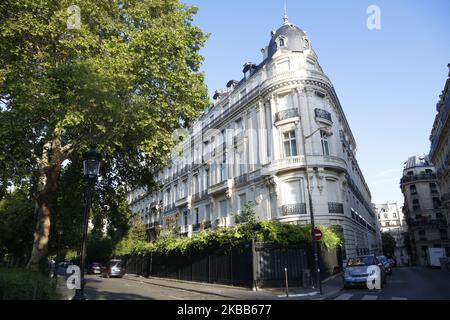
[328,202,344,214]
[274,108,299,122]
[234,173,248,187]
[281,203,307,216]
[314,108,332,122]
[400,173,437,184]
[408,218,448,228]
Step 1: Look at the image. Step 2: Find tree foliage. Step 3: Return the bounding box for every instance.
[381,232,396,258]
[0,0,209,269]
[114,221,343,256]
[0,189,36,266]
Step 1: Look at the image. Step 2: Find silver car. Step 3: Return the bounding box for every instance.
[343,255,387,289]
[101,259,125,278]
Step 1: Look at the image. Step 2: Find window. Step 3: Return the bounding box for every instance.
[220,162,226,182]
[284,180,304,206]
[195,208,199,225]
[193,174,198,195]
[239,193,247,211]
[384,213,388,219]
[279,37,285,47]
[320,130,330,155]
[205,204,211,221]
[283,130,297,157]
[205,168,210,188]
[219,199,228,218]
[410,185,417,194]
[183,211,188,226]
[393,212,397,218]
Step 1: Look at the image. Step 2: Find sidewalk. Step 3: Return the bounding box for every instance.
[260,272,344,299]
[55,275,74,300]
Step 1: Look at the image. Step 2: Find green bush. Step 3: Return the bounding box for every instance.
[0,268,57,300]
[114,219,343,256]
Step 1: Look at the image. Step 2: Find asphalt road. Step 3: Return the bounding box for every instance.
[325,266,450,300]
[57,267,450,300]
[81,275,276,300]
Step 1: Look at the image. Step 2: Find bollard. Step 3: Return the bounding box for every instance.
[284,267,289,297]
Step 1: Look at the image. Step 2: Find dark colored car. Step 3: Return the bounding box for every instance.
[88,262,103,275]
[343,255,387,289]
[388,258,397,268]
[101,259,125,278]
[377,255,393,275]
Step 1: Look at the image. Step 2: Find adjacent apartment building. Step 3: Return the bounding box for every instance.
[400,156,450,266]
[429,64,450,236]
[128,14,381,257]
[374,202,410,266]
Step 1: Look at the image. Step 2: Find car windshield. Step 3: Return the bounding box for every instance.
[92,263,101,267]
[110,261,122,268]
[377,256,387,262]
[347,256,376,267]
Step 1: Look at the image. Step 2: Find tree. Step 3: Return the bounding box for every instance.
[0,189,36,266]
[0,0,209,270]
[234,202,257,224]
[381,232,396,258]
[113,216,149,255]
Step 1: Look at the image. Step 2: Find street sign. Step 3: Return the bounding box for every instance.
[313,228,323,241]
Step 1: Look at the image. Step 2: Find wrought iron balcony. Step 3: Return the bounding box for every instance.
[328,202,344,214]
[408,218,448,229]
[192,192,201,202]
[314,108,332,122]
[281,203,307,216]
[400,172,437,184]
[234,173,248,187]
[274,108,299,122]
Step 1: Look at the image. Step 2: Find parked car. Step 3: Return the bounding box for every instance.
[343,255,387,289]
[101,259,125,278]
[388,258,397,268]
[377,255,393,275]
[88,262,103,275]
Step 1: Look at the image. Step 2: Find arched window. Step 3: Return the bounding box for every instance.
[279,37,285,47]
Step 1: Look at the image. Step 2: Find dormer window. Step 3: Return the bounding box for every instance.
[277,36,287,48]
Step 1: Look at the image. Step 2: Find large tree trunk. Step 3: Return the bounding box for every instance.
[26,163,61,271]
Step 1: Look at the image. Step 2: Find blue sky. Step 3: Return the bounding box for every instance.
[182,0,450,205]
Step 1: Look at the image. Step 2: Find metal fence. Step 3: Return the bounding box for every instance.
[120,242,343,289]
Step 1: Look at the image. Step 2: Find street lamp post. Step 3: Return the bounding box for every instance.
[73,146,102,301]
[300,125,333,295]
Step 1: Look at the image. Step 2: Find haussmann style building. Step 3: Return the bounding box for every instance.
[128,14,381,259]
[374,202,410,266]
[400,155,450,266]
[429,64,450,237]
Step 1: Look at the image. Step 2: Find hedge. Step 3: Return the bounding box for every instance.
[0,268,57,300]
[114,220,343,256]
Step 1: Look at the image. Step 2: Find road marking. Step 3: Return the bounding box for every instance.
[276,291,319,298]
[392,297,408,300]
[362,295,377,300]
[334,293,352,300]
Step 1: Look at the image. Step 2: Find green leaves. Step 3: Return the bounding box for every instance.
[114,221,343,256]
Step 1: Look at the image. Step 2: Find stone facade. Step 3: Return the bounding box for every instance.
[429,64,450,240]
[127,15,381,257]
[400,156,450,266]
[374,202,410,266]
